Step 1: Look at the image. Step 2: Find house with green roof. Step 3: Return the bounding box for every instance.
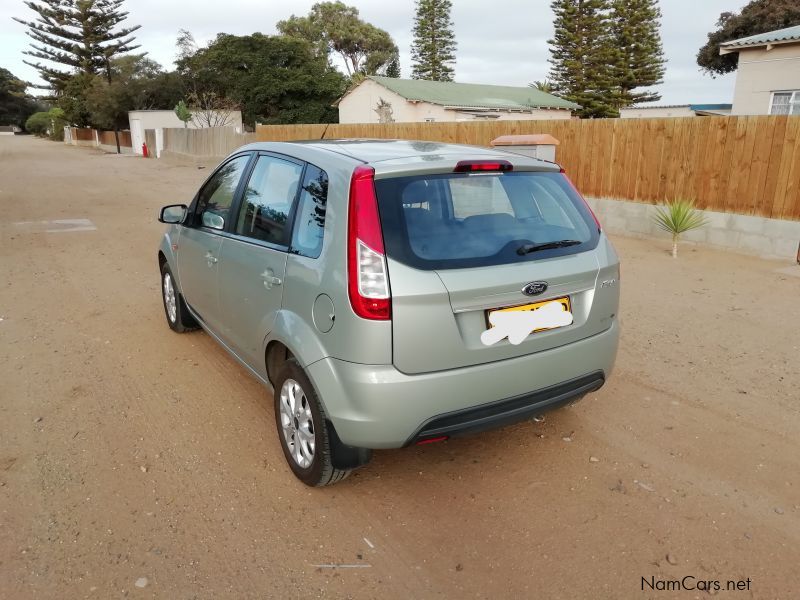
[336,76,579,124]
[719,25,800,116]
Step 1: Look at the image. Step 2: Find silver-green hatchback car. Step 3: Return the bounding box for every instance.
[158,140,620,486]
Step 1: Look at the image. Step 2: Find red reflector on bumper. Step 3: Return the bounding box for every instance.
[416,436,449,445]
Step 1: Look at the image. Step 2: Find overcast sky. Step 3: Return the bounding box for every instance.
[2,0,746,105]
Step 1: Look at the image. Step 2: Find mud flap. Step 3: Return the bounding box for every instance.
[326,420,373,469]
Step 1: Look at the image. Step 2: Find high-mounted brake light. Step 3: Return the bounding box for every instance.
[347,166,391,320]
[454,160,513,173]
[560,167,602,232]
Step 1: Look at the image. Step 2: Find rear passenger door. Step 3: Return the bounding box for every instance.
[217,153,304,367]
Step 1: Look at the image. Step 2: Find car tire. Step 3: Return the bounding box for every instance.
[160,262,198,333]
[273,359,351,487]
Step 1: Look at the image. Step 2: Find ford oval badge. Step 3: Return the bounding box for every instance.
[522,281,548,296]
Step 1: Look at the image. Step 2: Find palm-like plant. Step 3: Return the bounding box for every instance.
[652,200,708,258]
[529,79,553,93]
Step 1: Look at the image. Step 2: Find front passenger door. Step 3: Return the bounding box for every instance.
[177,154,251,334]
[217,154,304,366]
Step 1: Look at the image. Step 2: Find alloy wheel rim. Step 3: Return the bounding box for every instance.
[163,272,177,323]
[279,378,315,468]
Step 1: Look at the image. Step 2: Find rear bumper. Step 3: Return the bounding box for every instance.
[406,371,605,445]
[306,319,619,449]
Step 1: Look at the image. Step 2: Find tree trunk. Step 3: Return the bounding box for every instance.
[672,234,678,258]
[105,57,121,154]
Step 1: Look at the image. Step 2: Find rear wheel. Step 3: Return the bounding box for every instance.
[160,262,198,332]
[273,359,351,486]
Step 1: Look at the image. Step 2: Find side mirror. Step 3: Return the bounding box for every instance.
[202,211,225,230]
[159,204,187,224]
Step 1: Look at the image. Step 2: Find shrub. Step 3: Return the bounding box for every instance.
[652,200,708,258]
[24,108,67,139]
[25,111,51,136]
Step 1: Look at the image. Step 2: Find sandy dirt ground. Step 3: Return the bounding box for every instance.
[1,135,799,600]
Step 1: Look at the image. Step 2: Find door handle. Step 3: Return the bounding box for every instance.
[261,270,282,288]
[205,251,218,266]
[263,275,282,287]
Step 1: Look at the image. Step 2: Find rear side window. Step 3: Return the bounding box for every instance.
[291,165,328,258]
[375,171,599,270]
[235,155,303,246]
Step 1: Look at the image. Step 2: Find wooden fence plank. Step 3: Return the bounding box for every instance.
[775,117,800,220]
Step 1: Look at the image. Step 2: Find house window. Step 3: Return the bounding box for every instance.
[770,91,800,115]
[424,118,436,122]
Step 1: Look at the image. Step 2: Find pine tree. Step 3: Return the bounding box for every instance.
[609,0,666,107]
[547,0,617,118]
[385,54,401,78]
[14,0,140,143]
[15,1,140,89]
[410,0,457,81]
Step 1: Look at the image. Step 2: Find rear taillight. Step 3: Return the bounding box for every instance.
[560,168,601,232]
[348,166,391,320]
[454,160,513,173]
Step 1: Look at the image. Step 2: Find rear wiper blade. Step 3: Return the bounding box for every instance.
[517,240,582,255]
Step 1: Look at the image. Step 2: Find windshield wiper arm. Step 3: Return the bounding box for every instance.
[517,240,582,255]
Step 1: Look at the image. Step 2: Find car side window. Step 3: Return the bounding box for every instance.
[291,164,328,258]
[194,155,250,228]
[235,155,303,246]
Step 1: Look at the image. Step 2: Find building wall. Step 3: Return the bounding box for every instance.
[619,106,696,119]
[128,110,243,155]
[337,79,572,124]
[127,110,243,131]
[731,43,800,115]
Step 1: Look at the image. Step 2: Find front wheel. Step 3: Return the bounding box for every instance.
[160,262,198,333]
[273,359,352,486]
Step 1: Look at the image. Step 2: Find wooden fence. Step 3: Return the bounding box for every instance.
[66,127,132,149]
[162,127,256,158]
[98,130,132,147]
[249,116,800,221]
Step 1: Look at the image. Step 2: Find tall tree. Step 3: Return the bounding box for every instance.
[277,2,398,78]
[14,0,141,150]
[14,0,140,92]
[609,0,666,107]
[385,54,401,78]
[0,68,39,127]
[84,55,183,131]
[178,33,347,126]
[547,0,617,118]
[697,0,800,75]
[410,0,457,81]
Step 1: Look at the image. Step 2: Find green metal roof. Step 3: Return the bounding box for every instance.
[365,76,579,111]
[720,24,800,49]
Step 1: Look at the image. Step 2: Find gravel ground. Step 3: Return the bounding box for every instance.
[1,135,799,599]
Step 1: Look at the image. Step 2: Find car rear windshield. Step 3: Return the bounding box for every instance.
[374,171,600,270]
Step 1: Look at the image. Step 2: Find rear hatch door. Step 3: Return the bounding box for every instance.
[375,164,612,374]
